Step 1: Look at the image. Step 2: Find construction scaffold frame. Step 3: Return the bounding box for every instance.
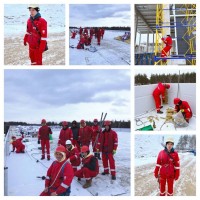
[154,4,196,65]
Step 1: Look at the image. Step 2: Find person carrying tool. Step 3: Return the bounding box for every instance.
[40,145,74,196]
[74,146,99,188]
[96,120,118,180]
[152,82,170,114]
[174,98,192,123]
[161,35,172,62]
[38,119,52,160]
[154,138,180,196]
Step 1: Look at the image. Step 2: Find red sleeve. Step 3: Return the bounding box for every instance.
[56,163,74,195]
[113,131,118,151]
[154,151,162,177]
[39,18,47,52]
[45,163,53,187]
[174,152,180,179]
[70,148,80,162]
[69,129,73,140]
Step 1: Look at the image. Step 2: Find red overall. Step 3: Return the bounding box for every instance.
[154,149,180,196]
[161,36,172,61]
[97,29,101,45]
[12,136,25,153]
[24,13,47,65]
[152,82,166,111]
[78,126,92,147]
[38,125,52,159]
[58,128,73,147]
[97,129,118,176]
[91,125,101,152]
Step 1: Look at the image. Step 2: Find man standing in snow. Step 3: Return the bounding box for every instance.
[23,4,47,65]
[40,145,74,196]
[75,146,99,188]
[97,28,101,45]
[38,119,52,160]
[58,121,73,147]
[91,119,102,160]
[71,120,80,151]
[97,120,118,180]
[154,138,180,196]
[152,82,170,114]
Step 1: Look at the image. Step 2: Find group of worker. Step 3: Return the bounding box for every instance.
[153,82,192,123]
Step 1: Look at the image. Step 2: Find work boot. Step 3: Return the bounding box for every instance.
[94,153,98,158]
[78,177,81,181]
[97,153,101,160]
[101,172,109,175]
[83,179,92,188]
[157,110,163,114]
[111,175,116,180]
[47,157,50,161]
[159,106,163,109]
[41,156,45,160]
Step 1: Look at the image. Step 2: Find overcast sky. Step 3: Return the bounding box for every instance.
[69,4,130,27]
[4,70,130,123]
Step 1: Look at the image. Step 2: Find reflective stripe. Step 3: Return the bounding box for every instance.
[167,192,173,196]
[75,155,77,159]
[31,62,37,65]
[41,37,47,40]
[174,167,180,169]
[188,108,190,112]
[160,191,165,195]
[46,176,50,180]
[72,166,77,168]
[85,178,91,180]
[110,169,115,172]
[104,167,109,170]
[114,143,118,145]
[61,182,69,189]
[26,32,31,35]
[156,164,161,168]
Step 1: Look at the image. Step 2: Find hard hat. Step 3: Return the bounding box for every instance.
[81,145,89,153]
[174,98,180,105]
[80,119,85,123]
[41,119,46,124]
[66,140,72,145]
[165,137,174,145]
[62,121,68,126]
[94,119,98,122]
[165,84,170,89]
[104,120,111,126]
[27,4,40,9]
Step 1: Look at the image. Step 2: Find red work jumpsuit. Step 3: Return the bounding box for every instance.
[40,160,74,196]
[161,36,172,61]
[152,82,166,111]
[24,14,47,65]
[91,125,101,153]
[97,128,118,176]
[78,125,92,147]
[175,101,192,122]
[97,29,101,45]
[75,154,99,179]
[38,125,52,159]
[154,148,180,196]
[12,137,25,153]
[58,128,73,147]
[66,145,81,172]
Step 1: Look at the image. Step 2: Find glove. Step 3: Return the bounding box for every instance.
[11,150,14,152]
[175,170,179,181]
[24,41,27,46]
[39,40,46,53]
[112,150,116,155]
[38,140,40,144]
[23,34,28,46]
[180,109,184,112]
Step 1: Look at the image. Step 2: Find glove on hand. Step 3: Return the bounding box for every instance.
[112,150,116,155]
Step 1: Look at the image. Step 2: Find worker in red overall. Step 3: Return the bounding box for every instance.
[24,4,47,65]
[10,135,25,153]
[174,98,193,123]
[161,35,172,62]
[152,82,170,114]
[154,138,180,196]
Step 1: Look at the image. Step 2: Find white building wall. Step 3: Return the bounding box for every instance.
[135,83,196,116]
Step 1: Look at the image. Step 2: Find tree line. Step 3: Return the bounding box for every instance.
[175,135,196,150]
[135,72,196,85]
[4,120,130,134]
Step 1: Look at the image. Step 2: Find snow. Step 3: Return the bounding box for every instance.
[5,126,130,196]
[135,105,196,131]
[69,30,131,65]
[4,4,65,36]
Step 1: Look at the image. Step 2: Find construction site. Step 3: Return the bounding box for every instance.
[135,4,196,65]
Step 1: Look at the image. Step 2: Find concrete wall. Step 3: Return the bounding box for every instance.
[135,83,196,116]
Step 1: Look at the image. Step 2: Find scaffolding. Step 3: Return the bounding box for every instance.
[154,4,196,65]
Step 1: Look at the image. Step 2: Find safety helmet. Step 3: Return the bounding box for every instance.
[62,121,68,126]
[27,4,40,10]
[66,140,72,145]
[104,120,111,126]
[81,145,89,153]
[165,137,174,145]
[80,119,85,124]
[94,119,98,122]
[41,119,46,124]
[165,84,170,89]
[174,98,180,105]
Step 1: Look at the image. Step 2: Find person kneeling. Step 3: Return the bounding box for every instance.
[75,146,99,188]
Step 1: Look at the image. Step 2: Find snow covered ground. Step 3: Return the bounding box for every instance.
[5,126,130,196]
[134,105,196,131]
[69,30,131,65]
[4,4,65,65]
[134,134,196,196]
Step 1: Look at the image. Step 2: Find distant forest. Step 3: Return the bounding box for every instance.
[176,135,196,150]
[135,72,196,85]
[69,26,131,31]
[4,120,130,134]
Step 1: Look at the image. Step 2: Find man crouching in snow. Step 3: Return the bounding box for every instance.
[10,135,25,153]
[40,145,74,196]
[75,145,99,188]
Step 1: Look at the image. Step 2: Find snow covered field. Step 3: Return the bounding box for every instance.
[134,134,196,196]
[4,4,65,65]
[69,30,131,65]
[5,127,130,196]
